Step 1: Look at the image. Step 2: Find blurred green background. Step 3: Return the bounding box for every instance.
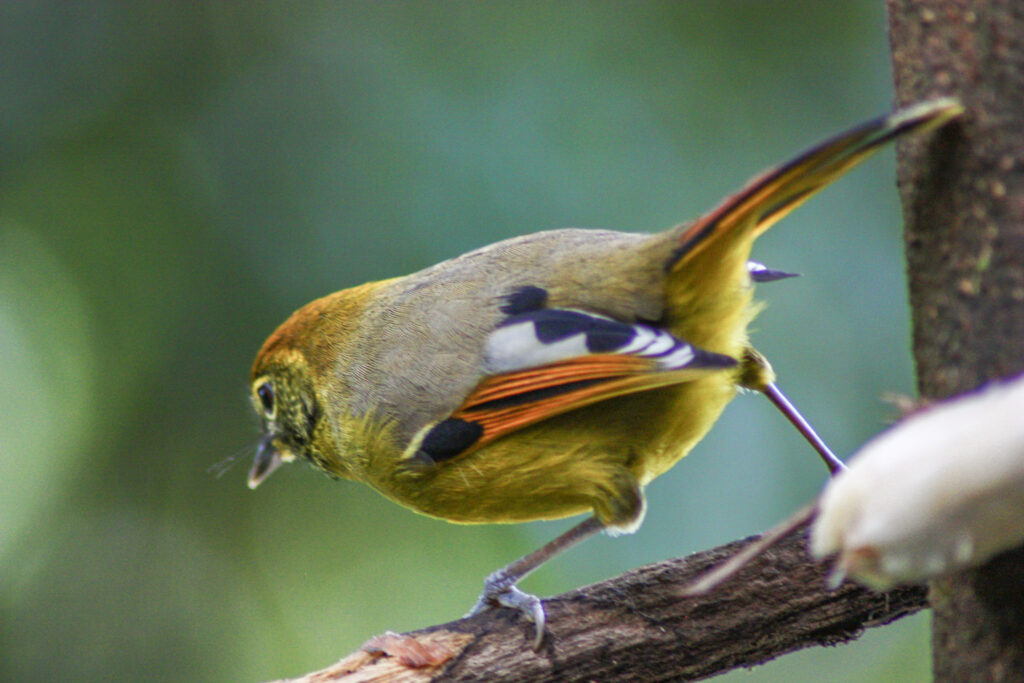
[1,2,930,681]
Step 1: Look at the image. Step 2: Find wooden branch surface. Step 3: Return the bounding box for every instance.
[274,521,926,682]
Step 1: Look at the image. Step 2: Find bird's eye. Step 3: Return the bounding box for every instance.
[256,381,275,417]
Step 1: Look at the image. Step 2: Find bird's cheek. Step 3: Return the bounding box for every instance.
[277,442,297,463]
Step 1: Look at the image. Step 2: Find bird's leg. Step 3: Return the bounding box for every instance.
[762,382,846,474]
[741,348,846,475]
[468,515,605,649]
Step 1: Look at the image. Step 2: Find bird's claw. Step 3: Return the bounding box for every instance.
[467,572,546,649]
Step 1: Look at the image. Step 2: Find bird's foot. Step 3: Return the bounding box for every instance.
[467,568,546,649]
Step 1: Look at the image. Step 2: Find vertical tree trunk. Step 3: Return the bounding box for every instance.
[888,1,1024,680]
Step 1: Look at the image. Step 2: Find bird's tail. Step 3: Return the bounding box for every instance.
[666,98,964,273]
[658,98,962,354]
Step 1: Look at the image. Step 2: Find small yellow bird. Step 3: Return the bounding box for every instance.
[247,99,962,646]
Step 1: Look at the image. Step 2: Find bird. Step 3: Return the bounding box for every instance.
[246,98,962,647]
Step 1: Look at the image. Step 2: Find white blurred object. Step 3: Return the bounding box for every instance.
[811,374,1024,589]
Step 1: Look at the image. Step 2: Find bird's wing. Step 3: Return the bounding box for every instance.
[408,308,736,465]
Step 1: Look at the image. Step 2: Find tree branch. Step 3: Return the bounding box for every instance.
[272,522,925,682]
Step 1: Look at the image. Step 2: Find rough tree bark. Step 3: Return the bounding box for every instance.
[889,0,1024,680]
[271,524,925,683]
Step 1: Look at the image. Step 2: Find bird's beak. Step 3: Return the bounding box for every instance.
[248,436,287,489]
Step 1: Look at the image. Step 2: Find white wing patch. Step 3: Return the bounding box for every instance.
[483,309,729,374]
[484,321,590,372]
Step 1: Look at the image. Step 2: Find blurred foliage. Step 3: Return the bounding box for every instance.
[1,2,929,681]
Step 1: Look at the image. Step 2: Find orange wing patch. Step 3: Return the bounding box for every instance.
[436,354,730,460]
